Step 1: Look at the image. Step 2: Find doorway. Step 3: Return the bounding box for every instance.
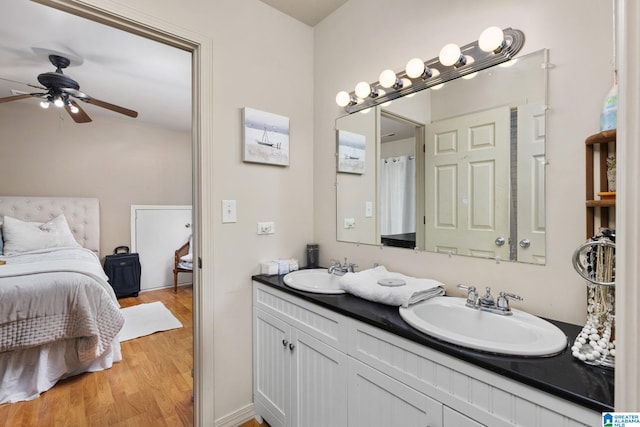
[2,0,210,424]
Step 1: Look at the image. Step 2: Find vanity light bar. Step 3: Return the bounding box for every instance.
[336,27,525,114]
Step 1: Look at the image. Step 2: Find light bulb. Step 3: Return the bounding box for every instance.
[439,43,462,66]
[405,58,425,79]
[379,69,398,88]
[335,91,351,107]
[40,100,50,109]
[355,81,371,98]
[70,104,79,114]
[53,97,64,108]
[479,26,505,52]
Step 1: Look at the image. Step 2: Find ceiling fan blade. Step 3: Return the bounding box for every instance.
[65,101,92,123]
[0,93,34,103]
[81,97,138,118]
[0,76,46,90]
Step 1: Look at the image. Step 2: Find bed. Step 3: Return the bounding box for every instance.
[0,196,124,404]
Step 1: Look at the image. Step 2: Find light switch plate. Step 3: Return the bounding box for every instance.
[365,201,373,217]
[222,200,237,223]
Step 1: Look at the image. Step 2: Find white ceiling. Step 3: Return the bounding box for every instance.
[258,0,348,26]
[0,1,344,132]
[0,0,192,132]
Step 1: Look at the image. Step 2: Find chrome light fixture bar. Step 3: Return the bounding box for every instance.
[336,27,525,114]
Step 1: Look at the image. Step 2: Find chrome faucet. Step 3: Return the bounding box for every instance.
[328,257,357,276]
[457,284,522,316]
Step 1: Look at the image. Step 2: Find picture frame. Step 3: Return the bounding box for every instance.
[337,129,366,174]
[243,107,290,166]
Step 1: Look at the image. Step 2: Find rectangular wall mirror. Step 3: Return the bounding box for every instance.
[336,49,549,264]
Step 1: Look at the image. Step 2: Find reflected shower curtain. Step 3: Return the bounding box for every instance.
[380,155,415,235]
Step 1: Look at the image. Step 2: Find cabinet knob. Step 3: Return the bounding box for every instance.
[495,237,506,246]
[282,339,288,347]
[519,239,531,248]
[289,343,295,351]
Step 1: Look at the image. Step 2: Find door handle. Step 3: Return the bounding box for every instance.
[495,237,505,246]
[282,339,288,347]
[289,343,295,351]
[519,239,531,248]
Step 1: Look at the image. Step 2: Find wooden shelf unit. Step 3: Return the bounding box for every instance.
[585,129,616,237]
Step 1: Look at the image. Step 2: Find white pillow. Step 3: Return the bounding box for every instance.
[180,253,193,262]
[2,214,81,255]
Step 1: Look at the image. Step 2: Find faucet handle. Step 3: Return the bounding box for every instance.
[497,292,523,309]
[330,258,341,267]
[456,284,476,293]
[456,284,478,305]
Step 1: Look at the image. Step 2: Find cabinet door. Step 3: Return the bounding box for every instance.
[348,357,442,427]
[253,309,290,427]
[444,406,485,427]
[290,330,348,427]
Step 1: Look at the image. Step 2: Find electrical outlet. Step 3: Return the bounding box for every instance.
[344,218,356,229]
[222,200,237,223]
[257,221,275,235]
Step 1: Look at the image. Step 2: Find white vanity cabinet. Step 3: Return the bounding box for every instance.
[253,281,601,427]
[348,320,600,427]
[348,357,442,426]
[253,282,349,427]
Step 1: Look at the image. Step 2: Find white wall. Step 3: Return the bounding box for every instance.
[314,0,614,325]
[0,101,192,257]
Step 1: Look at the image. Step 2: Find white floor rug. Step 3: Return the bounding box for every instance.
[118,301,183,342]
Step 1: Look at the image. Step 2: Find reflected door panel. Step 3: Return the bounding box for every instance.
[425,106,510,258]
[517,102,547,263]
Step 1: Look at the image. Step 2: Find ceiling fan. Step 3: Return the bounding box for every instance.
[0,54,138,123]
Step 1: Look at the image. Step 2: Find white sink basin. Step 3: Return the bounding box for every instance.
[399,297,567,357]
[283,269,346,294]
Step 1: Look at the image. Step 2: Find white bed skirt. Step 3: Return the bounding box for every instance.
[0,338,122,404]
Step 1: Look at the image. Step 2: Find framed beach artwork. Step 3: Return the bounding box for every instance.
[243,107,290,166]
[337,129,366,174]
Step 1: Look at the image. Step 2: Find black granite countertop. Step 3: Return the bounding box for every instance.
[252,273,614,413]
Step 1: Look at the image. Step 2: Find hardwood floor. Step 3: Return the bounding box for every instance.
[0,286,194,427]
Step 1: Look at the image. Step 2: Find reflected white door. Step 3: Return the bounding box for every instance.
[131,205,192,290]
[517,102,546,263]
[425,106,510,258]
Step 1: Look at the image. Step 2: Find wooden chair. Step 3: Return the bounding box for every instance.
[173,240,192,293]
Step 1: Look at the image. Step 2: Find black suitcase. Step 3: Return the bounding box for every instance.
[104,246,141,297]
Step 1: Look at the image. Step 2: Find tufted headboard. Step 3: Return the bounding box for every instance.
[0,196,100,256]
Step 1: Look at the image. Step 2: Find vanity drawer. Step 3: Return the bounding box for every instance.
[347,319,600,427]
[253,281,348,352]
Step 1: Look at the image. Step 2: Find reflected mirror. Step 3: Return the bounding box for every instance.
[336,49,548,264]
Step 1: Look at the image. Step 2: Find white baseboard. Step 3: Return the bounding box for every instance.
[215,403,255,427]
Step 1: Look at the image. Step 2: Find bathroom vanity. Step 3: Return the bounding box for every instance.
[252,274,613,427]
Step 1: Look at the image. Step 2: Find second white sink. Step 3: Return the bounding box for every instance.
[283,269,346,294]
[399,297,568,357]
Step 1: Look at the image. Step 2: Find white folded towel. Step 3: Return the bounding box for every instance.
[338,266,445,307]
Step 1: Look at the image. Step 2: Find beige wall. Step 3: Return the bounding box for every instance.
[0,101,191,257]
[314,0,614,325]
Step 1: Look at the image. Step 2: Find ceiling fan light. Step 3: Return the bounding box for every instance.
[70,104,79,114]
[53,97,64,108]
[40,100,50,109]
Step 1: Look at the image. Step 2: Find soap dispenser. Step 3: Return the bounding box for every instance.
[600,72,618,131]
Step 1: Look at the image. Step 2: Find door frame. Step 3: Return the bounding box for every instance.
[34,1,213,425]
